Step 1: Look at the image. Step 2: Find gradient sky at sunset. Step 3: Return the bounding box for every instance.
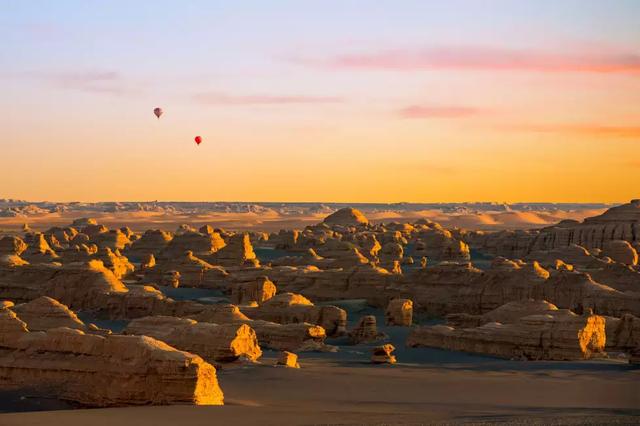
[1,1,639,203]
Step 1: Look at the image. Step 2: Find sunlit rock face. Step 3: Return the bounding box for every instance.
[371,344,396,364]
[385,298,413,326]
[161,230,226,260]
[0,308,224,406]
[11,296,86,332]
[277,351,300,368]
[240,292,347,337]
[91,247,134,279]
[140,250,228,288]
[231,276,277,305]
[204,233,259,267]
[407,307,606,361]
[124,316,262,363]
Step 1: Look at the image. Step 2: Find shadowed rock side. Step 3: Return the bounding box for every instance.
[0,308,224,406]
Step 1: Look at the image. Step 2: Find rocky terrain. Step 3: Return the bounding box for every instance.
[0,200,638,413]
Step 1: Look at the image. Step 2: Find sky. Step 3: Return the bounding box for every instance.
[1,0,639,203]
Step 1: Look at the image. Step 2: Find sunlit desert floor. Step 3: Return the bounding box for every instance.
[1,359,638,426]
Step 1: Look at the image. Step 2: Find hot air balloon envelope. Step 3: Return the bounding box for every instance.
[195,136,202,145]
[153,107,163,119]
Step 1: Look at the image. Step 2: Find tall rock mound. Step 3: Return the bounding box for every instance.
[323,208,369,227]
[0,308,224,406]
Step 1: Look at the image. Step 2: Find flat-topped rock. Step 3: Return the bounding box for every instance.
[125,316,262,363]
[0,309,224,406]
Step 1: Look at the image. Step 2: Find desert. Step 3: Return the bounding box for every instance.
[0,201,639,425]
[2,2,640,424]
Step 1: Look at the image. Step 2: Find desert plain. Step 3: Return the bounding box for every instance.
[0,199,638,425]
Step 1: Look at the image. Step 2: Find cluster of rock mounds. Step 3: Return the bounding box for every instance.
[1,203,639,406]
[407,300,607,361]
[0,305,224,406]
[465,199,640,260]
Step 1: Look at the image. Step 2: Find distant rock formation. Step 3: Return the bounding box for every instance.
[469,199,640,257]
[323,207,369,227]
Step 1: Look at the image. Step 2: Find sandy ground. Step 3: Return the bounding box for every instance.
[1,359,638,425]
[0,208,607,233]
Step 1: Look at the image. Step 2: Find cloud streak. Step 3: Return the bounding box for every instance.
[49,71,130,95]
[295,46,640,74]
[194,92,343,105]
[398,105,480,119]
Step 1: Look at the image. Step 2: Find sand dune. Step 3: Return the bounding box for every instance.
[0,206,608,234]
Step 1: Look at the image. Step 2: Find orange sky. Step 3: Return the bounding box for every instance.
[1,1,639,203]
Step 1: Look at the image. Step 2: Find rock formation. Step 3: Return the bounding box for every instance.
[277,351,300,368]
[323,208,369,227]
[349,315,386,344]
[240,292,347,337]
[385,298,413,326]
[11,296,86,332]
[371,344,396,364]
[0,308,224,406]
[407,308,606,360]
[231,276,277,305]
[124,316,262,362]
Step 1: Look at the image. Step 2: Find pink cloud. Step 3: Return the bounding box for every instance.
[508,124,640,139]
[194,92,343,105]
[295,46,640,74]
[39,71,133,95]
[398,105,480,119]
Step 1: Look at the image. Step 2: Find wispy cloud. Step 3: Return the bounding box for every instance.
[48,71,130,95]
[398,105,480,119]
[507,124,640,139]
[194,92,343,105]
[293,46,640,74]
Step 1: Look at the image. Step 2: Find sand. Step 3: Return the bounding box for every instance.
[1,358,638,425]
[0,207,607,234]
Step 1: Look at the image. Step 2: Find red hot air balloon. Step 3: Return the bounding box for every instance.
[194,136,202,145]
[153,107,163,119]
